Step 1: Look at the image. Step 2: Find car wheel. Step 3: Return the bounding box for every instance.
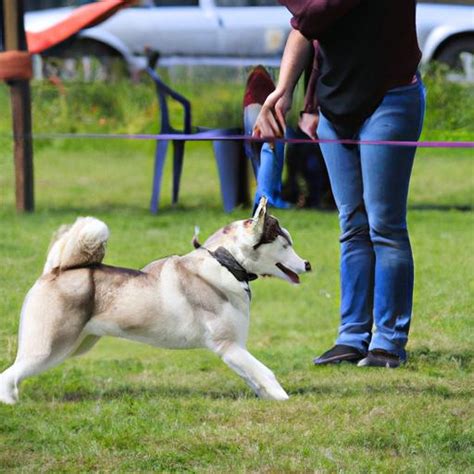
[435,36,474,82]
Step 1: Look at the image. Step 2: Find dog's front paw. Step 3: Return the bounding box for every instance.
[0,393,18,405]
[0,374,18,405]
[259,385,290,401]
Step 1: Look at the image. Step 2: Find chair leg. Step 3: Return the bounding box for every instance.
[150,140,168,214]
[213,139,241,213]
[172,140,185,205]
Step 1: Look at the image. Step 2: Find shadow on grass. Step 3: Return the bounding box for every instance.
[49,375,471,403]
[55,353,472,403]
[37,204,151,216]
[291,381,472,400]
[19,348,473,404]
[25,202,474,217]
[56,384,251,403]
[32,202,236,218]
[407,347,473,368]
[409,204,473,212]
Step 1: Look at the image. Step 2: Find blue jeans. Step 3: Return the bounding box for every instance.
[317,76,426,358]
[243,104,290,210]
[254,141,291,209]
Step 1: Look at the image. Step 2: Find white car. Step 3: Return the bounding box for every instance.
[25,0,474,79]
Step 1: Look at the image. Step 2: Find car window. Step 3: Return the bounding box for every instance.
[24,0,94,12]
[215,1,281,6]
[152,0,199,5]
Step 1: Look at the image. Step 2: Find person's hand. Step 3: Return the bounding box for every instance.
[253,88,293,139]
[298,112,319,140]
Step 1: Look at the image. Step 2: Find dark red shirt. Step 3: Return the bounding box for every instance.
[280,0,422,137]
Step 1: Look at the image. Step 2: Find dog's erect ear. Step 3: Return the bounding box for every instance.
[192,225,201,249]
[251,196,267,236]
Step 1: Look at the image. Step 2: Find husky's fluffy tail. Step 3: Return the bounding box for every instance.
[43,217,109,275]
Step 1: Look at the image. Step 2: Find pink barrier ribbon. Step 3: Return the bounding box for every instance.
[31,132,474,148]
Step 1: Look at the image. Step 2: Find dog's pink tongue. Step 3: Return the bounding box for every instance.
[276,263,300,284]
[290,273,300,284]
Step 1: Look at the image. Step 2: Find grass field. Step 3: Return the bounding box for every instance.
[0,128,472,472]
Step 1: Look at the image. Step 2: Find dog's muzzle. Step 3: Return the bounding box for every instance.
[305,261,312,272]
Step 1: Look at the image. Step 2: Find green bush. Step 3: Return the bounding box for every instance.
[422,63,474,140]
[0,64,472,149]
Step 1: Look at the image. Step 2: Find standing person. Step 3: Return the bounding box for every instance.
[254,0,426,368]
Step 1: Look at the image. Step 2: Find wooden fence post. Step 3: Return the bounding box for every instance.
[3,0,34,212]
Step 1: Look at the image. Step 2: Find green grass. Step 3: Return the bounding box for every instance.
[0,129,473,472]
[0,71,473,471]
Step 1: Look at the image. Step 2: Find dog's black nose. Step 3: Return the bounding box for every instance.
[305,261,312,272]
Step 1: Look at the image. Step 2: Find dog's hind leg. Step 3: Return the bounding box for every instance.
[0,351,72,405]
[0,288,91,405]
[215,342,289,401]
[0,327,87,405]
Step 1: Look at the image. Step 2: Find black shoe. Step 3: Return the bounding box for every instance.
[357,349,401,368]
[313,344,366,365]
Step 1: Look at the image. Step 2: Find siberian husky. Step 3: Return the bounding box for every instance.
[0,198,310,404]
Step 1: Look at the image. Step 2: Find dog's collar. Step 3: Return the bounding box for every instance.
[207,247,258,283]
